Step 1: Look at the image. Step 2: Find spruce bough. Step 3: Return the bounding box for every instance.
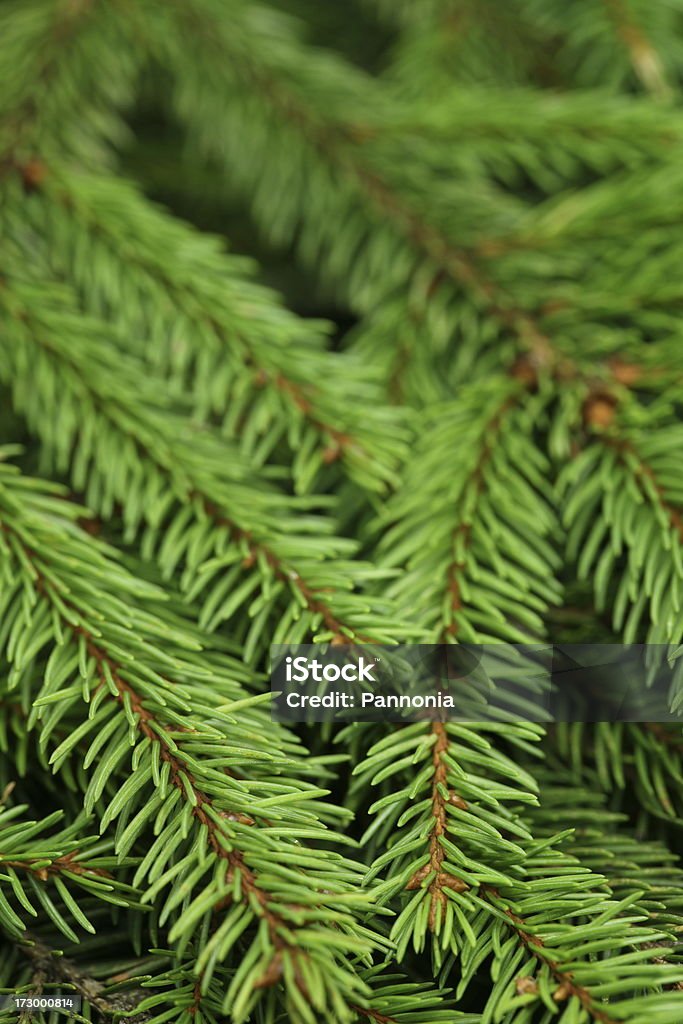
[1,1,683,1022]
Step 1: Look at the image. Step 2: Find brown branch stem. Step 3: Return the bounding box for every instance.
[0,519,307,994]
[0,285,370,643]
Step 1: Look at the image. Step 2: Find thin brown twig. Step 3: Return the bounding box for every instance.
[0,850,112,882]
[350,1004,397,1024]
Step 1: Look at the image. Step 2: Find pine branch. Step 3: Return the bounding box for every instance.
[0,802,136,943]
[521,770,683,991]
[352,373,683,1018]
[349,379,561,960]
[153,0,683,389]
[460,847,683,1021]
[377,378,561,641]
[550,721,683,824]
[525,766,683,902]
[135,957,477,1024]
[362,0,545,95]
[355,719,542,956]
[0,0,140,172]
[0,257,409,649]
[0,458,385,1023]
[355,717,683,1021]
[3,2,683,1020]
[561,401,683,645]
[1,166,407,495]
[151,0,556,362]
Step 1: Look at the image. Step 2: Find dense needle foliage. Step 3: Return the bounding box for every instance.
[1,2,683,1022]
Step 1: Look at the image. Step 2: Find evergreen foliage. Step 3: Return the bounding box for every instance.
[1,2,683,1023]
